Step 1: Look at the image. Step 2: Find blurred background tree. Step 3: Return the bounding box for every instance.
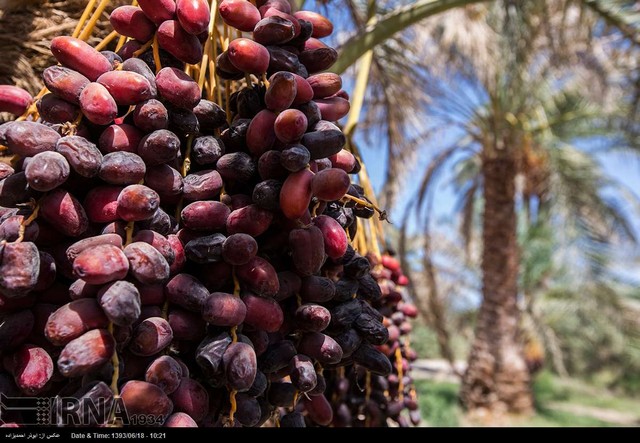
[304,0,640,416]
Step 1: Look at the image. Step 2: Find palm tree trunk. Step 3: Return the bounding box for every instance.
[460,149,533,414]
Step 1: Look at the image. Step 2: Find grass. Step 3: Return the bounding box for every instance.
[414,370,640,427]
[410,322,469,360]
[415,379,461,427]
[525,408,613,427]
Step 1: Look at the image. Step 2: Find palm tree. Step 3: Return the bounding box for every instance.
[409,8,639,411]
[308,0,640,413]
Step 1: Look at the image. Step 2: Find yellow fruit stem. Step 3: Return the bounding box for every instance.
[124,221,135,247]
[209,58,217,102]
[355,219,367,256]
[132,38,154,58]
[222,23,232,124]
[152,33,162,74]
[181,134,194,178]
[15,200,40,243]
[72,0,98,38]
[223,22,230,48]
[227,261,242,425]
[261,73,270,89]
[108,322,120,395]
[174,134,195,223]
[332,367,346,404]
[78,0,112,42]
[95,30,120,51]
[230,269,241,343]
[365,370,372,403]
[214,63,222,105]
[342,194,375,212]
[212,7,223,104]
[228,389,238,425]
[358,162,386,243]
[395,347,404,402]
[17,88,48,122]
[161,298,170,321]
[310,199,321,217]
[115,35,128,52]
[9,154,21,168]
[106,322,121,427]
[290,390,300,412]
[205,1,219,102]
[367,217,381,259]
[364,370,372,426]
[69,112,84,133]
[198,39,212,91]
[342,193,389,222]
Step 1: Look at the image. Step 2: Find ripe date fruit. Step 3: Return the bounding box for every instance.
[57,329,115,378]
[0,85,32,116]
[109,6,156,42]
[219,0,261,32]
[227,39,270,75]
[72,244,129,285]
[50,36,112,82]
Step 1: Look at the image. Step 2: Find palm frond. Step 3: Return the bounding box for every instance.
[413,141,473,216]
[520,219,555,294]
[457,176,481,257]
[332,0,493,74]
[546,143,637,276]
[581,0,640,46]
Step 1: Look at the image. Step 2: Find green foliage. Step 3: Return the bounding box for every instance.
[581,0,640,46]
[409,322,442,359]
[519,220,554,294]
[530,370,640,426]
[540,283,640,394]
[414,379,461,427]
[615,372,640,395]
[410,320,472,360]
[332,0,491,74]
[532,371,571,405]
[528,407,615,427]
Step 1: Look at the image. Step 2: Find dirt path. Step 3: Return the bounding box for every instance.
[414,359,640,427]
[548,402,640,426]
